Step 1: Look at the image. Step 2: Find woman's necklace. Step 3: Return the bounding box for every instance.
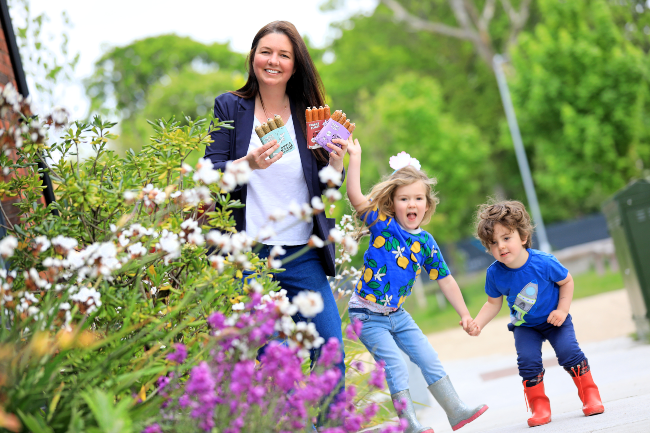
[259,93,289,121]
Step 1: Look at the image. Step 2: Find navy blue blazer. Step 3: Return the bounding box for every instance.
[205,92,341,276]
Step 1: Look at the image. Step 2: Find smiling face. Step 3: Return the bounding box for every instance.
[252,33,295,89]
[490,223,529,269]
[393,181,429,231]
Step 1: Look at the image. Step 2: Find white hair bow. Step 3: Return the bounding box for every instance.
[389,151,421,172]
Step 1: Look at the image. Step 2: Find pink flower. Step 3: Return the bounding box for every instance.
[369,360,386,390]
[166,343,187,364]
[346,318,363,341]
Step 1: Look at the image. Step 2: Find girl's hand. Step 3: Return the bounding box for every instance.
[328,138,348,173]
[459,316,476,333]
[345,136,361,157]
[468,326,482,337]
[243,140,282,170]
[547,309,568,327]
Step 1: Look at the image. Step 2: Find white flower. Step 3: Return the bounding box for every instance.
[324,188,342,202]
[218,172,237,191]
[389,151,421,172]
[51,236,78,253]
[226,160,252,185]
[181,163,193,174]
[374,270,386,281]
[187,232,205,246]
[156,230,181,263]
[127,242,148,258]
[193,158,220,185]
[232,302,245,311]
[209,255,225,272]
[341,235,359,256]
[256,226,276,242]
[311,196,325,211]
[123,190,138,203]
[270,259,283,269]
[249,280,264,294]
[308,235,324,248]
[69,286,102,314]
[51,106,69,125]
[292,291,324,318]
[328,228,343,243]
[391,246,405,258]
[269,245,286,258]
[153,191,167,205]
[268,209,287,222]
[33,236,50,252]
[0,236,17,258]
[318,165,343,186]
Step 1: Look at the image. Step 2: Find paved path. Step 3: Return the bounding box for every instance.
[365,289,650,432]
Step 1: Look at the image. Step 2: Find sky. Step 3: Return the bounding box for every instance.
[15,0,377,117]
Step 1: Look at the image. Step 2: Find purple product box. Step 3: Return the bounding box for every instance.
[313,119,351,153]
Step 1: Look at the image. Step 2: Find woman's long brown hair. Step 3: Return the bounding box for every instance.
[233,21,329,163]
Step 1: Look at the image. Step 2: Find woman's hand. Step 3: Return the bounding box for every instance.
[240,140,282,170]
[328,137,349,173]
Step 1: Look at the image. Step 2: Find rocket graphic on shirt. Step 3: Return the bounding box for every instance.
[510,280,538,326]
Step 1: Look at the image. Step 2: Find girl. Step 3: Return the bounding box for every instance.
[204,21,347,390]
[339,137,488,433]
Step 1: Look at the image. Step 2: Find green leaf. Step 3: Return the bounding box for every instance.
[373,290,382,297]
[424,257,433,265]
[82,388,133,433]
[384,241,392,252]
[383,282,390,293]
[367,281,381,289]
[381,230,392,238]
[412,263,418,272]
[379,264,387,274]
[391,238,400,250]
[368,259,378,268]
[405,237,413,246]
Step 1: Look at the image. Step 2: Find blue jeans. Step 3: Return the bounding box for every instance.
[510,314,586,381]
[251,245,346,389]
[348,307,447,395]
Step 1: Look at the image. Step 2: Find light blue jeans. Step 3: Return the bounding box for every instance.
[348,307,447,395]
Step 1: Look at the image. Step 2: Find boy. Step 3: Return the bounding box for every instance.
[470,200,604,427]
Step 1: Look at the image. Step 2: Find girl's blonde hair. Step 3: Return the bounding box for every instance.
[353,166,439,236]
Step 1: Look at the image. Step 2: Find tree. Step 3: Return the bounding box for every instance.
[86,34,245,118]
[352,73,491,243]
[508,0,650,221]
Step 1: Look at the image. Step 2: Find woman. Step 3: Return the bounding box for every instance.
[204,21,346,389]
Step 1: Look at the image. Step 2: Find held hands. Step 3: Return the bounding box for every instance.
[245,139,282,170]
[459,316,481,336]
[328,136,351,173]
[547,309,568,327]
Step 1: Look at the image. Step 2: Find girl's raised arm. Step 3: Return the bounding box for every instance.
[336,136,365,212]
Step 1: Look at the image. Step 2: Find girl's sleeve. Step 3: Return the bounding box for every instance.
[205,95,234,173]
[422,236,450,280]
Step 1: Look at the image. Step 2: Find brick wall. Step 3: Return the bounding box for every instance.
[0,17,36,227]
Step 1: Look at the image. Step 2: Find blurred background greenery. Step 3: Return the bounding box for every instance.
[79,0,650,248]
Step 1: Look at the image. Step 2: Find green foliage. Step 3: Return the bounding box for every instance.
[352,73,491,243]
[508,0,650,221]
[86,34,245,118]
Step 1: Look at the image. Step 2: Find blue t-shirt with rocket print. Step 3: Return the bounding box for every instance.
[354,206,449,309]
[485,249,569,327]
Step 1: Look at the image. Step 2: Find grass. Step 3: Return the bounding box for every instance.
[406,268,625,335]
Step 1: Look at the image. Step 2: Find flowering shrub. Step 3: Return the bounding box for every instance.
[0,92,401,432]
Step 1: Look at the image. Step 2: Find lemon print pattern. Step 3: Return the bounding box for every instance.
[356,208,448,308]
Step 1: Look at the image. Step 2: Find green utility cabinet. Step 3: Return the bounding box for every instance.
[602,180,650,342]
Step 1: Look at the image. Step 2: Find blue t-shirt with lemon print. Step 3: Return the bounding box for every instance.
[355,207,450,309]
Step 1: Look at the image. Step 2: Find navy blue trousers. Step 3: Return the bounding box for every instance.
[510,314,586,381]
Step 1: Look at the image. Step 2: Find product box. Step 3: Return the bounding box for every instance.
[305,105,355,152]
[255,115,296,158]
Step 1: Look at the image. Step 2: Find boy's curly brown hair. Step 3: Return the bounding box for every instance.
[475,200,535,250]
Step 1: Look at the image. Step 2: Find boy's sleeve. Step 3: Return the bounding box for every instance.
[484,267,502,298]
[546,254,569,283]
[422,236,450,280]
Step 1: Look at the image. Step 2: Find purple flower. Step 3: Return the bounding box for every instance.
[316,338,342,368]
[166,343,187,364]
[369,360,386,390]
[346,318,363,341]
[207,311,226,329]
[142,424,162,433]
[185,361,218,431]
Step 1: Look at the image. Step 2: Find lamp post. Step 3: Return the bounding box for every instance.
[493,54,551,253]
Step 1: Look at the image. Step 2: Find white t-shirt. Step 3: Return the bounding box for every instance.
[245,116,313,245]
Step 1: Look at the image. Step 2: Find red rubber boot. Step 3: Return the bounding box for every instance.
[566,360,605,416]
[523,375,551,427]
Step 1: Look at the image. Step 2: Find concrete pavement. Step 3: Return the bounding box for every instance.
[365,289,650,432]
